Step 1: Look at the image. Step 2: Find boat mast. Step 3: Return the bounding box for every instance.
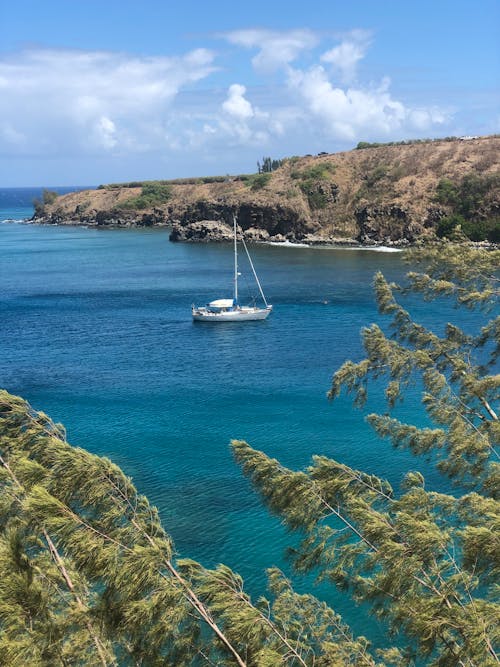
[233,215,238,304]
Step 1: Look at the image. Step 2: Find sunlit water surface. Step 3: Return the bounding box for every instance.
[1,194,480,648]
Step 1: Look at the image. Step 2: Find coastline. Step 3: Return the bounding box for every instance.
[1,218,409,251]
[0,217,500,253]
[3,136,498,249]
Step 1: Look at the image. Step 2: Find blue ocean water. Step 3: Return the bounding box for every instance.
[0,189,480,649]
[0,186,94,222]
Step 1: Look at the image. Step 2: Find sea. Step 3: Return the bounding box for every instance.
[0,187,478,651]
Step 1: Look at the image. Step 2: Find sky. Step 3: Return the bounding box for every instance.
[1,0,499,187]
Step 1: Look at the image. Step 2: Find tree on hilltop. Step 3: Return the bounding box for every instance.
[257,156,283,173]
[33,189,58,217]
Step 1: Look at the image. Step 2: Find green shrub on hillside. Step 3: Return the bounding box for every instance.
[365,165,389,187]
[298,181,328,209]
[116,182,172,210]
[246,172,272,191]
[98,181,145,189]
[435,172,500,241]
[436,178,459,206]
[33,189,59,216]
[291,163,335,181]
[437,214,500,243]
[436,214,466,239]
[356,137,459,149]
[288,162,337,209]
[306,189,329,209]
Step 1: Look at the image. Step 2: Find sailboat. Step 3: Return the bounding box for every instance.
[192,216,273,322]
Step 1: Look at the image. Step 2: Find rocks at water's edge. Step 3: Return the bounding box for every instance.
[31,136,500,246]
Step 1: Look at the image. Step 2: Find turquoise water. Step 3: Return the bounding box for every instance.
[0,193,477,648]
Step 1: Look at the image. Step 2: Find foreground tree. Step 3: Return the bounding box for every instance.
[0,392,394,665]
[1,242,498,665]
[233,243,500,666]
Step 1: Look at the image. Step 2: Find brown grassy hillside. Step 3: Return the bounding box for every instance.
[35,136,500,245]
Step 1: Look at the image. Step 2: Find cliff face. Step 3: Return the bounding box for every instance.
[33,136,500,245]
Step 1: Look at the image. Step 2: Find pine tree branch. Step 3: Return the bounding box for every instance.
[99,470,250,666]
[268,462,495,666]
[43,530,113,667]
[48,472,249,667]
[1,396,248,665]
[138,527,248,667]
[0,451,114,667]
[105,468,370,667]
[206,568,311,667]
[477,395,498,421]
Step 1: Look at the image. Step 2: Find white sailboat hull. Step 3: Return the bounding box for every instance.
[192,305,272,322]
[192,215,273,323]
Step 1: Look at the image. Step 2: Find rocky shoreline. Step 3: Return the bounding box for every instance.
[16,216,499,251]
[30,204,419,247]
[27,136,500,247]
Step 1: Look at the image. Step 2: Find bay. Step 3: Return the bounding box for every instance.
[0,191,475,648]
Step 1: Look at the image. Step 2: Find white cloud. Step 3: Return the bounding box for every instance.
[0,122,26,147]
[408,108,448,130]
[94,116,117,150]
[285,65,447,140]
[0,47,216,156]
[321,30,372,83]
[215,83,274,146]
[0,32,454,182]
[223,28,318,71]
[222,84,254,120]
[215,28,449,146]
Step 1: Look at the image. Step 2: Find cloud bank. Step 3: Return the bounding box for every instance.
[0,47,216,156]
[0,29,452,178]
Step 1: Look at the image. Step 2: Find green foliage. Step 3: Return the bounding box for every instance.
[435,173,500,241]
[388,164,407,181]
[458,173,500,216]
[289,163,337,209]
[356,137,461,150]
[33,189,58,216]
[435,178,459,207]
[246,172,272,191]
[117,182,172,210]
[365,165,389,187]
[98,181,145,189]
[234,243,500,666]
[257,156,283,173]
[437,214,500,242]
[463,218,500,242]
[354,164,390,201]
[298,181,329,209]
[42,189,59,205]
[99,175,254,189]
[436,213,466,239]
[2,391,388,665]
[291,163,336,181]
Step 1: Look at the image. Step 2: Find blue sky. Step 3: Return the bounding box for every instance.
[1,0,499,186]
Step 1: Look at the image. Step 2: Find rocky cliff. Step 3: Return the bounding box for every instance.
[33,136,500,245]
